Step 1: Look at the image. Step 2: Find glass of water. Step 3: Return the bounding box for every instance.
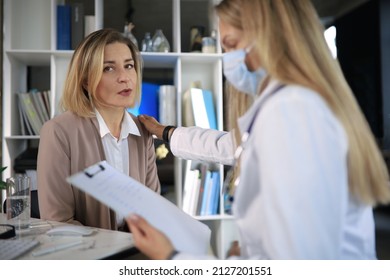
[6,175,31,230]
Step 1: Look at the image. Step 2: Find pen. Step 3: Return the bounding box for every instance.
[32,240,83,257]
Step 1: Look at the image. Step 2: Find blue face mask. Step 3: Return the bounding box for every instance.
[222,47,266,96]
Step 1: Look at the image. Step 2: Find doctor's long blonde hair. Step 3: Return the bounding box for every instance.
[216,0,390,206]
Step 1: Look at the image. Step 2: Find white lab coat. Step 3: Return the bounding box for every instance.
[170,79,376,259]
[170,125,235,166]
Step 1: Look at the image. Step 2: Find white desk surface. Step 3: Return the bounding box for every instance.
[0,214,135,260]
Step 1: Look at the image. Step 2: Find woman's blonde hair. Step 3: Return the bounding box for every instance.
[216,0,390,206]
[224,83,253,145]
[60,28,143,118]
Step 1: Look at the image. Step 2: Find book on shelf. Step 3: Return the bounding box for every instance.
[159,85,176,126]
[18,100,25,136]
[29,90,49,124]
[182,161,221,217]
[127,82,159,121]
[182,87,217,129]
[195,163,209,216]
[17,90,51,135]
[189,170,202,216]
[182,160,199,216]
[28,92,44,125]
[17,92,43,135]
[84,15,96,37]
[42,90,51,117]
[17,99,31,135]
[210,171,221,215]
[183,161,200,216]
[57,4,72,50]
[181,84,220,216]
[191,88,217,129]
[181,160,192,214]
[182,88,195,127]
[139,82,159,120]
[70,2,84,49]
[200,170,220,216]
[182,81,200,127]
[199,170,213,216]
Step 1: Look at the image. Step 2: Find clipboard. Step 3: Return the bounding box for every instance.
[67,160,211,255]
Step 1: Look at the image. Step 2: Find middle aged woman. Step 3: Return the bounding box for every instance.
[37,29,161,231]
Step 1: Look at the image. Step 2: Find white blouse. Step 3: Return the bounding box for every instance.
[95,109,140,227]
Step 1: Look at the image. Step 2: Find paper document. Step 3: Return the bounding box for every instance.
[67,161,211,255]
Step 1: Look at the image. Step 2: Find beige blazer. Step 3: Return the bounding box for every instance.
[37,111,161,230]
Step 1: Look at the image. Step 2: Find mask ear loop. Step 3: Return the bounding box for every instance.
[244,43,257,73]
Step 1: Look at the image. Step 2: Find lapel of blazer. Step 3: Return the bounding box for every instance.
[90,116,107,160]
[127,132,141,182]
[90,116,117,229]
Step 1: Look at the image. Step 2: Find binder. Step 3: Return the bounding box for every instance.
[189,88,217,129]
[199,171,220,216]
[182,88,195,127]
[200,170,213,216]
[57,5,71,50]
[71,3,84,50]
[127,82,159,120]
[210,171,221,215]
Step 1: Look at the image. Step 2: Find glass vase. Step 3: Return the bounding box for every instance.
[152,29,170,53]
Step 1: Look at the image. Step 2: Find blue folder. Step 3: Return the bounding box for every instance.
[128,82,159,120]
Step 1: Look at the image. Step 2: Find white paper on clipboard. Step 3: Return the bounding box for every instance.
[66,160,211,255]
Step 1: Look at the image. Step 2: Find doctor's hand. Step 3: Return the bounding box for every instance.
[126,214,175,260]
[227,240,241,257]
[138,115,165,140]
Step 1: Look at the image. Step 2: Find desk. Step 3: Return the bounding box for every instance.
[0,214,136,259]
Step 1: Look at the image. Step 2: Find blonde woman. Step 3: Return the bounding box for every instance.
[127,0,390,259]
[37,29,160,230]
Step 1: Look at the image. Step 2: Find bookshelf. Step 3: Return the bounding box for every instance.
[1,0,238,258]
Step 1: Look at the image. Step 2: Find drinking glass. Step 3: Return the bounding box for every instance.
[6,175,31,230]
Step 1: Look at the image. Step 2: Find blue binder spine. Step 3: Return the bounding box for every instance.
[57,5,71,50]
[210,171,221,215]
[202,90,217,130]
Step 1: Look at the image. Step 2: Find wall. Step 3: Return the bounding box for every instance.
[379,0,390,151]
[335,0,390,153]
[334,0,382,141]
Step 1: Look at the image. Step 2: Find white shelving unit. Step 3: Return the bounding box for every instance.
[2,0,238,258]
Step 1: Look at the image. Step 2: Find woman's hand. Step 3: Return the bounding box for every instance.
[227,240,241,257]
[126,214,175,260]
[138,115,165,140]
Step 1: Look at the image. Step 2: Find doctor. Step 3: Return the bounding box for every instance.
[127,0,390,259]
